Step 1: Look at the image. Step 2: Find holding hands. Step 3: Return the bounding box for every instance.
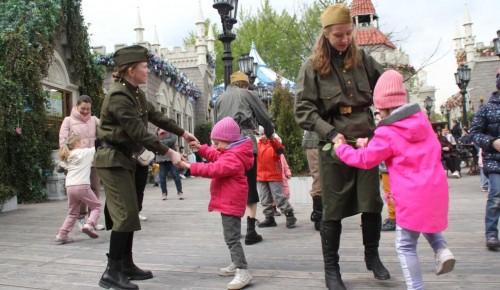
[333,133,346,150]
[182,131,199,143]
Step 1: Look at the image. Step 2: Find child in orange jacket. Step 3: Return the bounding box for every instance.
[256,128,297,228]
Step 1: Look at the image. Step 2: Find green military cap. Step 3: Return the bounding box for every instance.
[320,3,353,28]
[112,45,150,66]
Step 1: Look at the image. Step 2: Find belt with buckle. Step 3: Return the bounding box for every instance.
[339,106,366,115]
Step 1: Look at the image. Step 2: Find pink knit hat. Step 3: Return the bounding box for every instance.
[373,70,408,109]
[211,117,241,142]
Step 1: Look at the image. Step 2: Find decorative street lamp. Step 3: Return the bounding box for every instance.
[493,29,500,58]
[213,0,239,88]
[424,96,433,118]
[238,53,258,85]
[440,104,451,129]
[454,63,472,128]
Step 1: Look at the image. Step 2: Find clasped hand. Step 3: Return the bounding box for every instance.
[333,134,368,150]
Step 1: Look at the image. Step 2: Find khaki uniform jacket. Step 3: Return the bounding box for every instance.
[216,84,274,153]
[95,80,184,231]
[295,48,385,220]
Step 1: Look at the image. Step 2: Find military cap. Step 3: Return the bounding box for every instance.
[230,71,249,84]
[112,45,150,66]
[320,3,353,28]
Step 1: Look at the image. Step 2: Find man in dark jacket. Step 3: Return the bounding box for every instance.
[469,68,500,250]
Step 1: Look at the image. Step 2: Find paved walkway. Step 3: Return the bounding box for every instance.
[0,173,499,289]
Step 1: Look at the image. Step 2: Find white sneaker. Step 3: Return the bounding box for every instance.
[218,262,237,276]
[77,218,86,232]
[95,224,105,231]
[162,193,167,200]
[179,174,186,179]
[82,224,99,239]
[178,192,184,200]
[451,171,460,179]
[435,247,455,275]
[139,213,148,221]
[227,268,252,290]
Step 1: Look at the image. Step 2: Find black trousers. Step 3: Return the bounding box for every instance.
[135,164,149,212]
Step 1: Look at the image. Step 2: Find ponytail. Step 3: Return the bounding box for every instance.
[59,134,82,162]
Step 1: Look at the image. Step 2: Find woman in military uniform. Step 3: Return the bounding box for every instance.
[95,45,196,290]
[294,4,389,289]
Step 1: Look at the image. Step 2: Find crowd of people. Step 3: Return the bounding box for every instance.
[52,3,500,290]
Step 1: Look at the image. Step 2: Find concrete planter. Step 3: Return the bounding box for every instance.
[46,150,67,201]
[288,176,313,204]
[1,195,17,212]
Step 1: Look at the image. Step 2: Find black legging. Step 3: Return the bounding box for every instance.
[442,154,461,173]
[109,231,134,260]
[135,164,149,212]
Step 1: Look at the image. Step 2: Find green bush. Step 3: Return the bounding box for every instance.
[0,183,16,211]
[195,122,213,146]
[270,83,308,175]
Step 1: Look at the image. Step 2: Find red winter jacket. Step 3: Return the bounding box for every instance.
[256,138,285,182]
[190,137,254,217]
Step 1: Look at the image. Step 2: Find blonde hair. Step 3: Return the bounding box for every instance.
[311,26,361,77]
[59,134,82,162]
[112,63,139,82]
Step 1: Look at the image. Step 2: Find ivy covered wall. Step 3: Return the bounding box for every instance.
[0,0,103,203]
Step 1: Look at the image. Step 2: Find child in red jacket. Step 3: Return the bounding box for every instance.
[179,117,253,290]
[256,129,297,228]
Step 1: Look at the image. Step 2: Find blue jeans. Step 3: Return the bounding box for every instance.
[486,173,500,239]
[480,167,489,189]
[159,161,182,196]
[395,226,447,290]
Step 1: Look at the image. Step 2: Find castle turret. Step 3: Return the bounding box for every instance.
[195,1,207,66]
[453,22,463,55]
[207,22,215,53]
[463,4,475,66]
[152,25,161,56]
[134,7,144,43]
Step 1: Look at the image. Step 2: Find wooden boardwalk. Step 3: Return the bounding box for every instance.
[0,173,498,290]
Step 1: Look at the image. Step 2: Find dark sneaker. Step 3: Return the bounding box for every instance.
[381,218,396,231]
[284,211,297,228]
[486,236,500,249]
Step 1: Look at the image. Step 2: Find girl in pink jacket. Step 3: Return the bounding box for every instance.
[179,117,254,290]
[333,70,455,290]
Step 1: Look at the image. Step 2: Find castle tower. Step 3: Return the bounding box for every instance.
[195,1,207,67]
[207,23,215,53]
[152,25,161,56]
[351,0,378,28]
[453,22,463,55]
[134,7,145,43]
[463,4,476,66]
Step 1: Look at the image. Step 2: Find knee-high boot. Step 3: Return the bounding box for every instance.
[321,221,346,290]
[99,254,139,290]
[361,213,390,280]
[310,197,323,231]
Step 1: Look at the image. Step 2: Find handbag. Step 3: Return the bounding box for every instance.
[135,148,155,166]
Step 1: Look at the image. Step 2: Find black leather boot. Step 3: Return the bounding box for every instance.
[284,210,297,228]
[310,197,323,231]
[321,222,346,290]
[99,254,139,290]
[258,216,277,227]
[123,252,153,280]
[361,213,390,280]
[245,217,263,245]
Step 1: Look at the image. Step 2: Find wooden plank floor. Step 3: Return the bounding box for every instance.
[0,172,498,289]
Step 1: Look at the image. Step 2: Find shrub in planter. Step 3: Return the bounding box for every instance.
[0,183,17,211]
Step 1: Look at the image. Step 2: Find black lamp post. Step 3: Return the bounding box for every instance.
[493,29,500,58]
[424,96,433,118]
[213,0,239,89]
[238,53,258,85]
[454,63,472,128]
[440,104,451,129]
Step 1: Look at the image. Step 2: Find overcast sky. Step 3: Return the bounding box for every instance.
[81,0,498,109]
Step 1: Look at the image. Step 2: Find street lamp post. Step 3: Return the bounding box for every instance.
[493,29,500,58]
[213,0,239,89]
[424,96,433,118]
[440,104,451,129]
[454,63,472,128]
[238,53,258,85]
